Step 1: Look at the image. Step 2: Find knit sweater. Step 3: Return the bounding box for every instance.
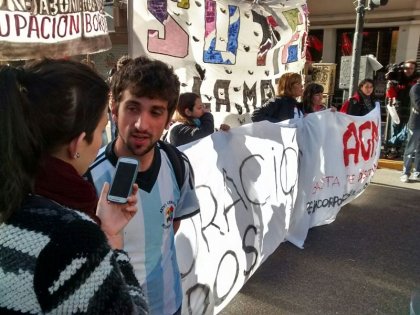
[0,195,148,314]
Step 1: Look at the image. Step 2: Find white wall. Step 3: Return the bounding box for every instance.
[321,29,337,63]
[396,24,420,62]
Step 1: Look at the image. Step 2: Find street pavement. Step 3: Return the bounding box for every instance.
[221,168,420,315]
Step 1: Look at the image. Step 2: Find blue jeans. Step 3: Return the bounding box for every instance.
[388,122,408,148]
[402,128,420,175]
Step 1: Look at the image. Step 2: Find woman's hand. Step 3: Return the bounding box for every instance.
[96,183,138,249]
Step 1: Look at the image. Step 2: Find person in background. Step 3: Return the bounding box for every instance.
[86,56,200,315]
[165,92,230,146]
[386,60,419,158]
[251,72,304,123]
[0,59,148,314]
[340,78,376,116]
[400,78,420,183]
[303,82,327,113]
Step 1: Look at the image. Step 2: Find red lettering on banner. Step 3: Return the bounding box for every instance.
[84,12,107,34]
[27,15,40,38]
[14,14,27,36]
[0,14,10,36]
[69,15,79,35]
[343,122,359,166]
[41,16,52,39]
[343,120,379,167]
[57,16,67,38]
[312,176,341,194]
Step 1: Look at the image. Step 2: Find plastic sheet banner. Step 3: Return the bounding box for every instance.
[0,1,111,60]
[130,0,308,126]
[176,122,299,314]
[175,106,381,314]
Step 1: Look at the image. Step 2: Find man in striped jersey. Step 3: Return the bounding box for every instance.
[86,56,200,315]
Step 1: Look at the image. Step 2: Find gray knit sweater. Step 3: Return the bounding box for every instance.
[0,195,148,314]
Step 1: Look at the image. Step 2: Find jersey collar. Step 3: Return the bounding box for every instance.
[105,139,160,193]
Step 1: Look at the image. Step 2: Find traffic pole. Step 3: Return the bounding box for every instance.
[348,0,366,97]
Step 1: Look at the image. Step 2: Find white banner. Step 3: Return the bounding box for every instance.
[176,106,381,314]
[287,106,381,247]
[130,0,308,126]
[0,1,111,60]
[176,122,299,314]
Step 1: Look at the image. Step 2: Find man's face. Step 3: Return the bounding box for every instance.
[113,90,169,165]
[404,62,416,77]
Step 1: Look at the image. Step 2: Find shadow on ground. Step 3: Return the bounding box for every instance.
[221,180,420,315]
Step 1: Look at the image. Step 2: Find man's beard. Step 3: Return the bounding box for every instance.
[130,140,155,157]
[121,132,156,158]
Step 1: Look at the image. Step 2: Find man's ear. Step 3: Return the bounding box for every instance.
[110,99,119,123]
[68,132,86,159]
[111,99,118,116]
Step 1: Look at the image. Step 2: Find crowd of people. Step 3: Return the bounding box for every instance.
[1,55,419,314]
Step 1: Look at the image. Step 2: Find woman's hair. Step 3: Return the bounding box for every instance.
[302,83,324,113]
[277,72,302,97]
[358,78,374,90]
[0,59,109,222]
[173,92,200,124]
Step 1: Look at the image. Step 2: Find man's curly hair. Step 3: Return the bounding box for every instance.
[111,56,180,122]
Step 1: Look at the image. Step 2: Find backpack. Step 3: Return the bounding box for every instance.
[158,140,188,190]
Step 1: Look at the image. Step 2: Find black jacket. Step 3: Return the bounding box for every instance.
[251,96,303,123]
[168,112,215,147]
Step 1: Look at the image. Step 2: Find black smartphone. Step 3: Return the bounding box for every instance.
[107,157,139,204]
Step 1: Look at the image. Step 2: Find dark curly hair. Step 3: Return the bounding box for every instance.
[111,56,180,123]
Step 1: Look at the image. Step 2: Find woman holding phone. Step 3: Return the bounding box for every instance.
[0,59,148,314]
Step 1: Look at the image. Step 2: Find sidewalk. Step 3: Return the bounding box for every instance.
[372,167,420,189]
[378,158,403,172]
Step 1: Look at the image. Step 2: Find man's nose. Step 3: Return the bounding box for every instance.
[134,113,149,130]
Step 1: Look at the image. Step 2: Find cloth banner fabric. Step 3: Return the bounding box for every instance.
[176,122,299,314]
[130,0,308,126]
[175,106,381,314]
[286,105,381,248]
[0,1,111,60]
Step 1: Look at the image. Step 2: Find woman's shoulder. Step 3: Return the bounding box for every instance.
[14,195,104,244]
[276,96,298,105]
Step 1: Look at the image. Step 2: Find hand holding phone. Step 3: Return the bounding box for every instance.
[107,157,139,204]
[97,182,139,249]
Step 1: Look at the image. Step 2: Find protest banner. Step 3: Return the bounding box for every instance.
[130,0,308,126]
[176,122,299,314]
[176,106,381,314]
[287,105,381,247]
[0,0,111,60]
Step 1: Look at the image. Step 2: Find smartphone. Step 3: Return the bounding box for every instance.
[107,157,139,204]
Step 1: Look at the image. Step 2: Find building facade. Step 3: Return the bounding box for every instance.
[306,0,420,105]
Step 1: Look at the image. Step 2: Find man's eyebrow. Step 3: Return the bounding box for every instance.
[151,104,168,110]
